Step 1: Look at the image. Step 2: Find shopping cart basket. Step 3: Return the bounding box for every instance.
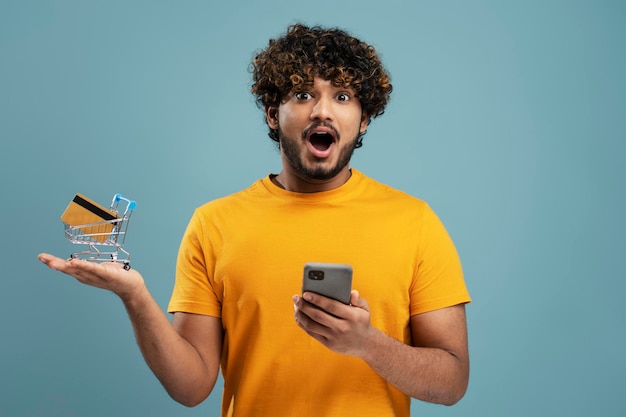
[63,193,136,270]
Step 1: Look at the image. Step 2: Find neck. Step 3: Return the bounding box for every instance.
[272,168,352,193]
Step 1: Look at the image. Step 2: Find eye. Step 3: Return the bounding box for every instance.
[294,91,313,101]
[336,93,351,102]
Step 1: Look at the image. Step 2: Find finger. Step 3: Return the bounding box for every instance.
[302,292,349,319]
[349,290,369,311]
[39,253,124,282]
[293,295,328,330]
[294,305,330,341]
[39,253,86,273]
[38,253,74,271]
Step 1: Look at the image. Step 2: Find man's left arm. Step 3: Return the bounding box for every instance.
[293,291,469,405]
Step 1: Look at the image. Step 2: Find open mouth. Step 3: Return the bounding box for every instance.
[309,132,334,152]
[305,125,337,158]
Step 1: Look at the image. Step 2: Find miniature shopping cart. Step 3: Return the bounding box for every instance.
[62,193,136,270]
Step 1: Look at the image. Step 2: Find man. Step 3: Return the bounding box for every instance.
[39,24,471,416]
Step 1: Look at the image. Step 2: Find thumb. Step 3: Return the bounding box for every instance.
[350,290,369,311]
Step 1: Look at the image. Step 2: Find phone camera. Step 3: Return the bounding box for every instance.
[308,270,325,280]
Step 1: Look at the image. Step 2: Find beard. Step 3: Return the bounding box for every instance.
[278,126,358,181]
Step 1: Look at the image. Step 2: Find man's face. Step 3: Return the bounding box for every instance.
[267,77,368,186]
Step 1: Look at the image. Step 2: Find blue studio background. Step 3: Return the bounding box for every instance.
[1,1,624,416]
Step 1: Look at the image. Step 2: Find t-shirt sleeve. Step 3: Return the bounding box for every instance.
[167,210,222,317]
[410,203,471,315]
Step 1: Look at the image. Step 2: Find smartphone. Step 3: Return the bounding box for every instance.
[302,262,353,304]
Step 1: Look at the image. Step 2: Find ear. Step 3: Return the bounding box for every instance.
[359,113,370,133]
[265,105,279,129]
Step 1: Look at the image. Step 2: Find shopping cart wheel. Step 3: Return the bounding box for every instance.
[123,261,131,271]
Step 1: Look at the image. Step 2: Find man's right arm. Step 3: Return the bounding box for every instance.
[123,288,222,406]
[38,254,222,407]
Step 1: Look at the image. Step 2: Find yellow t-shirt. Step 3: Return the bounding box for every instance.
[168,169,470,417]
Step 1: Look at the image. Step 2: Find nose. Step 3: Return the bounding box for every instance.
[310,95,333,121]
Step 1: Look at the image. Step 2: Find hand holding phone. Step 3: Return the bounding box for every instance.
[302,262,353,304]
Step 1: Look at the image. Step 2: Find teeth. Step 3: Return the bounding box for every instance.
[311,133,330,139]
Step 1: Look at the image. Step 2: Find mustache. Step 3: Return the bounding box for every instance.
[301,121,339,140]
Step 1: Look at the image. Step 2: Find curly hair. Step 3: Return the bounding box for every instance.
[250,23,392,146]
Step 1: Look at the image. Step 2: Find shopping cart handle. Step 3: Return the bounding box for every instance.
[113,193,137,210]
